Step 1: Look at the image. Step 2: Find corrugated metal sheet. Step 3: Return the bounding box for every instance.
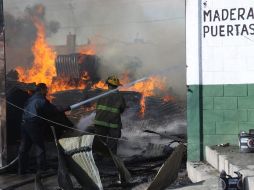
[55,54,79,78]
[55,54,100,82]
[59,135,103,190]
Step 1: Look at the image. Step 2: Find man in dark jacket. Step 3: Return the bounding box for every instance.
[94,75,126,154]
[18,83,68,174]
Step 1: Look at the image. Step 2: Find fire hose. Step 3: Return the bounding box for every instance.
[0,156,19,173]
[0,77,149,172]
[69,77,148,110]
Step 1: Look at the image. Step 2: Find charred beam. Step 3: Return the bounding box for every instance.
[0,0,7,167]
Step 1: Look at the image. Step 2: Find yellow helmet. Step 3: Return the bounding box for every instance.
[106,75,122,86]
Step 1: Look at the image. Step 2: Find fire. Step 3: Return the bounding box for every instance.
[81,72,90,81]
[124,76,167,117]
[15,12,172,114]
[92,81,107,89]
[163,95,174,102]
[16,16,88,94]
[16,17,56,87]
[79,44,96,55]
[51,78,86,92]
[91,74,171,117]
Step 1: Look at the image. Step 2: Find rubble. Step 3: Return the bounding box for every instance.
[55,136,186,190]
[147,144,185,190]
[2,79,188,190]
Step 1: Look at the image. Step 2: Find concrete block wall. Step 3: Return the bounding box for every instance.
[203,84,254,146]
[188,84,254,160]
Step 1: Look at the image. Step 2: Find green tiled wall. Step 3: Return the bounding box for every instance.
[187,85,202,161]
[187,84,254,161]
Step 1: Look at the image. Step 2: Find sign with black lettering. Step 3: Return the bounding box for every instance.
[203,2,254,38]
[199,0,254,85]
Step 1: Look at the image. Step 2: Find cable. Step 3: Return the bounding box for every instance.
[6,99,186,145]
[0,156,18,172]
[0,98,187,170]
[6,100,122,141]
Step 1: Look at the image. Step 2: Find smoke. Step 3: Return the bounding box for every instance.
[117,110,186,157]
[76,112,96,131]
[70,0,186,99]
[4,4,60,70]
[4,0,186,98]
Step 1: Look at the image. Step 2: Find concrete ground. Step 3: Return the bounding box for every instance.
[175,178,219,190]
[185,145,254,190]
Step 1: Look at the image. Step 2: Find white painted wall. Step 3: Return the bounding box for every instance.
[187,0,254,85]
[186,0,201,85]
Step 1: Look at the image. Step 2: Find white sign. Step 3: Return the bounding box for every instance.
[203,7,254,38]
[202,0,254,85]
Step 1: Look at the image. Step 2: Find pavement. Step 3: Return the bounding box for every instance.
[184,145,254,190]
[175,178,219,190]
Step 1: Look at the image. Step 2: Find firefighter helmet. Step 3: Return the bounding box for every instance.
[106,75,122,86]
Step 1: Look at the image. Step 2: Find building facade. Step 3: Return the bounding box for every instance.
[187,0,254,160]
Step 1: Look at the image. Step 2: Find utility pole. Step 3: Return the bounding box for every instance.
[0,0,7,167]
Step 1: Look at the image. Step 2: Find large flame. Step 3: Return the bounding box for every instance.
[15,15,172,115]
[16,17,56,87]
[16,17,87,94]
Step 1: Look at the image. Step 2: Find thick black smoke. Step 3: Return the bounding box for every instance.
[5,4,60,70]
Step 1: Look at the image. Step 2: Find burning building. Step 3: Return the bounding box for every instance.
[0,1,189,189]
[55,53,101,84]
[9,9,178,113]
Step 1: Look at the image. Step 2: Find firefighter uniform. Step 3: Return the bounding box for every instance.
[94,76,126,154]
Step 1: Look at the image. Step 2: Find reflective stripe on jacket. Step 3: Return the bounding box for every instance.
[94,91,126,128]
[96,105,120,113]
[94,120,119,128]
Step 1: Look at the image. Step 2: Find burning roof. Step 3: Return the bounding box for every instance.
[13,7,177,118]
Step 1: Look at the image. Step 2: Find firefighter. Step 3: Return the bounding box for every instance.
[18,83,69,175]
[94,75,126,154]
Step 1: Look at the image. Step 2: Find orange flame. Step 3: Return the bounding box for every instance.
[91,74,171,117]
[79,44,96,55]
[50,78,86,92]
[123,76,166,117]
[16,17,88,94]
[81,72,90,81]
[92,81,108,89]
[163,95,174,102]
[15,16,172,114]
[16,17,56,87]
